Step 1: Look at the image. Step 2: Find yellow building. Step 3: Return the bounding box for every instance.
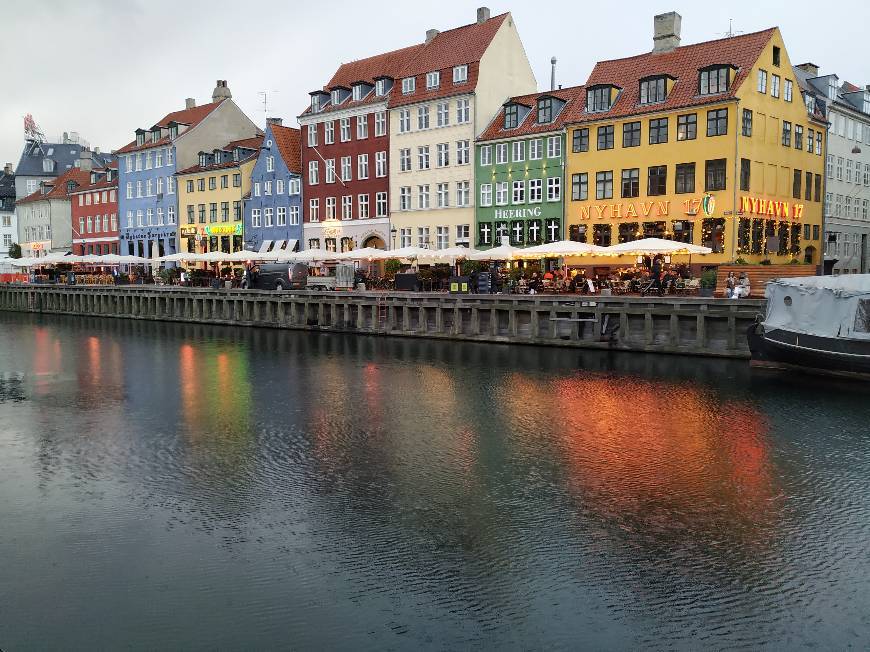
[565,14,827,266]
[175,136,261,255]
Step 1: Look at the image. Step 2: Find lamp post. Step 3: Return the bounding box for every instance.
[390,226,397,250]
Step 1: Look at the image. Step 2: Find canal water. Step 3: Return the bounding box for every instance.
[0,313,868,650]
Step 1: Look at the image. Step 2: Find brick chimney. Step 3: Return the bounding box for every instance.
[426,28,439,43]
[477,6,490,23]
[796,62,820,77]
[266,117,283,126]
[653,12,682,53]
[212,79,232,102]
[185,97,196,109]
[3,163,12,176]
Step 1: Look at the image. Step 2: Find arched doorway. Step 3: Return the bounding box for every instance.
[804,245,817,265]
[362,235,386,278]
[363,235,385,249]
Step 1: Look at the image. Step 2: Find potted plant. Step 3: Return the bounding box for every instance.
[699,268,717,297]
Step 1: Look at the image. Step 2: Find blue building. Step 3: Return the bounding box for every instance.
[244,119,303,254]
[116,81,259,261]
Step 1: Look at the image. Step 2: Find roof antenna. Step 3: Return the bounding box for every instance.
[258,90,279,127]
[721,19,743,38]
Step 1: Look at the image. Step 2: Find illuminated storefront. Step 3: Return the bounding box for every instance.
[564,18,826,265]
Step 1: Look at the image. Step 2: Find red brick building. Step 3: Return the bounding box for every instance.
[70,166,119,255]
[299,46,419,252]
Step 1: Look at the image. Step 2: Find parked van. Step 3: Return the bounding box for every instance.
[241,263,308,290]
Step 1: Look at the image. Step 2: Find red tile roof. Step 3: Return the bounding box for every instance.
[573,28,776,123]
[17,168,92,204]
[270,124,302,174]
[68,168,118,195]
[115,101,225,154]
[390,13,508,108]
[303,13,509,114]
[478,85,586,141]
[222,135,264,151]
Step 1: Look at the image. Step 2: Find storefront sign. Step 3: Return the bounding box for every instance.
[682,194,715,217]
[31,242,44,251]
[739,196,804,219]
[180,226,197,236]
[578,201,670,220]
[204,224,242,236]
[493,207,543,220]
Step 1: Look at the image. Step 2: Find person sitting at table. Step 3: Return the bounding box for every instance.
[733,272,751,299]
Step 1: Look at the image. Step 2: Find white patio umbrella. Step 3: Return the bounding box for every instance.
[513,240,606,258]
[426,246,478,261]
[335,247,390,261]
[469,244,520,261]
[385,246,431,260]
[604,237,712,256]
[221,249,263,263]
[157,252,196,263]
[279,248,336,263]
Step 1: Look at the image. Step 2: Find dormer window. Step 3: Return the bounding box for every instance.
[453,65,468,84]
[199,154,207,167]
[375,79,386,96]
[537,98,553,123]
[136,132,145,146]
[331,89,341,106]
[401,77,415,95]
[151,130,160,143]
[169,125,178,139]
[587,85,616,113]
[311,95,322,112]
[699,65,730,95]
[90,172,97,184]
[233,149,240,162]
[504,104,519,129]
[42,159,54,173]
[352,85,362,101]
[213,150,222,164]
[640,76,668,104]
[426,71,440,90]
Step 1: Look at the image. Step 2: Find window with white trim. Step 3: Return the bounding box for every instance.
[277,206,287,226]
[480,145,491,166]
[399,109,411,133]
[309,198,320,221]
[453,65,468,84]
[324,121,334,144]
[456,181,469,207]
[436,183,449,208]
[529,178,542,203]
[426,71,440,89]
[289,206,299,225]
[495,143,508,164]
[375,111,387,136]
[308,161,319,185]
[358,154,369,179]
[402,77,415,94]
[357,115,368,139]
[399,187,411,210]
[456,140,469,165]
[376,192,388,217]
[437,143,449,167]
[307,125,318,147]
[418,106,430,130]
[547,136,561,158]
[341,156,352,182]
[480,183,492,206]
[342,195,353,219]
[547,177,561,201]
[375,151,387,177]
[512,180,525,204]
[495,182,508,205]
[418,185,430,209]
[326,197,336,219]
[326,159,336,183]
[437,102,449,127]
[340,118,351,142]
[512,141,525,162]
[358,194,369,219]
[456,98,470,123]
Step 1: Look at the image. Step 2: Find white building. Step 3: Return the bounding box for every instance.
[796,63,870,273]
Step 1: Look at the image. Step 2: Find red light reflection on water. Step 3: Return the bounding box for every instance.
[500,372,775,533]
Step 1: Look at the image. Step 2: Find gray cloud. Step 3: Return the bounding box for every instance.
[1,0,864,166]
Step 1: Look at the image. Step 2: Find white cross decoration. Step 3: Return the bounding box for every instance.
[480,223,491,244]
[512,222,524,241]
[547,220,559,241]
[529,221,541,241]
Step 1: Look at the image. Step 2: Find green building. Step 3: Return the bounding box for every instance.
[474,86,584,248]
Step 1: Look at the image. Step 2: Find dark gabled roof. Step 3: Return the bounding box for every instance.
[574,28,776,123]
[15,141,113,178]
[479,85,586,142]
[270,124,302,175]
[0,170,15,199]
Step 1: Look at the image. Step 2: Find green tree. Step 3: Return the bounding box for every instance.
[7,242,21,259]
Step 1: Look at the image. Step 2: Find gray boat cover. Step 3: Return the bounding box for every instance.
[764,275,870,339]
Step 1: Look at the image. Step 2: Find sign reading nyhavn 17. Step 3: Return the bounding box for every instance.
[739,196,804,219]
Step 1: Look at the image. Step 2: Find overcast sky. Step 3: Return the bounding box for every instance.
[1,0,865,168]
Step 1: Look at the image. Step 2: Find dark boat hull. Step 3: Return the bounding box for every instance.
[747,323,870,380]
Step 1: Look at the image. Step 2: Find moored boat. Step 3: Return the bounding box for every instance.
[747,274,870,380]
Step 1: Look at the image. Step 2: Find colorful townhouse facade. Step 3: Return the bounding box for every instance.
[13,136,111,205]
[475,86,585,248]
[176,136,261,255]
[564,13,827,265]
[243,119,303,254]
[15,167,92,257]
[0,164,15,259]
[116,80,260,261]
[69,166,119,255]
[795,64,870,274]
[388,8,536,250]
[299,47,409,253]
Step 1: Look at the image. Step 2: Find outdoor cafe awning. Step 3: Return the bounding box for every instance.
[603,238,712,256]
